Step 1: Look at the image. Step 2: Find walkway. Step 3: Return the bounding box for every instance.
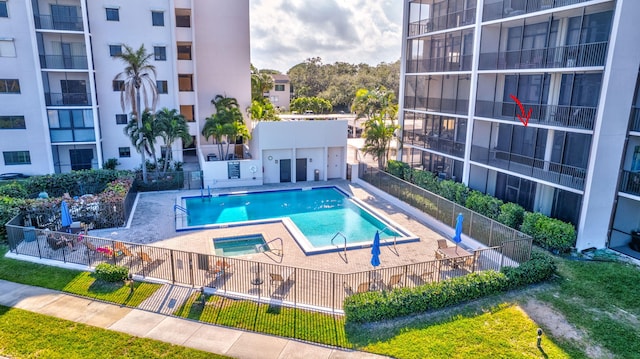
[0,279,387,359]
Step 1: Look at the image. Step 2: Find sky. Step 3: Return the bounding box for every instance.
[249,0,404,73]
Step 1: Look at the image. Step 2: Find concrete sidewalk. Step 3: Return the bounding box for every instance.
[0,280,387,359]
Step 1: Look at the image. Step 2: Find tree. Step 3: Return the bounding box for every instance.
[249,66,279,121]
[124,110,160,170]
[113,44,158,182]
[202,95,251,160]
[351,86,397,124]
[290,97,333,114]
[251,71,274,102]
[362,115,399,170]
[156,108,193,173]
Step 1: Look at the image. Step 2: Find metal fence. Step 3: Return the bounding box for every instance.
[358,164,532,264]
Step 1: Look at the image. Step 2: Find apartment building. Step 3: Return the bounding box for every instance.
[266,73,291,111]
[0,0,250,174]
[400,0,640,253]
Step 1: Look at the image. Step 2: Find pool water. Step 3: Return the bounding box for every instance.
[213,235,266,256]
[184,187,402,248]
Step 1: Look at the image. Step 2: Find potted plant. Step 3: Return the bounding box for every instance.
[630,229,640,251]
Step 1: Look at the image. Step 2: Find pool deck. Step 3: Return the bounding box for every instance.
[90,180,452,274]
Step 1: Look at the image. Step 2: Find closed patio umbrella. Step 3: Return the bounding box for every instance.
[453,213,463,253]
[371,231,381,267]
[61,201,73,230]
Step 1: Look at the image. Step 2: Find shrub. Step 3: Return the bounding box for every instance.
[94,263,129,282]
[497,202,525,229]
[501,250,556,288]
[465,191,503,220]
[0,181,28,199]
[438,180,470,206]
[0,196,26,242]
[412,170,439,193]
[103,158,119,170]
[521,212,576,253]
[387,160,408,179]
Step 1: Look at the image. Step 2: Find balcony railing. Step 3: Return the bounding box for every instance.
[470,145,586,190]
[483,0,591,22]
[34,15,83,31]
[478,42,608,70]
[406,54,473,73]
[408,7,476,36]
[39,55,88,70]
[403,130,466,158]
[475,100,596,130]
[630,107,640,132]
[405,96,469,115]
[45,92,91,106]
[620,170,640,196]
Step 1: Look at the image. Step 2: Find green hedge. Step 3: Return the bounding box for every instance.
[520,212,576,253]
[0,196,26,242]
[23,170,130,198]
[94,263,129,282]
[465,191,503,220]
[0,182,28,199]
[497,202,525,229]
[344,252,556,323]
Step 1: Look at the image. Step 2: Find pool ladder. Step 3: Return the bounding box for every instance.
[330,232,348,263]
[379,226,399,256]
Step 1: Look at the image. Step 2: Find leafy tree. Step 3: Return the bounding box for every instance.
[351,86,398,124]
[290,97,332,114]
[202,95,251,160]
[251,71,274,102]
[155,108,193,173]
[249,65,279,121]
[113,44,158,182]
[362,115,398,170]
[248,100,279,121]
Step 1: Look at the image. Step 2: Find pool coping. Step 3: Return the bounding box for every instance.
[174,185,420,255]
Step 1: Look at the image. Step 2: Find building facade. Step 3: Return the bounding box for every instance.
[0,0,250,174]
[400,0,640,252]
[266,73,291,111]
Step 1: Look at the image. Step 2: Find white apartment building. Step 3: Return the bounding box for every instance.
[0,0,250,174]
[266,73,291,111]
[400,0,640,254]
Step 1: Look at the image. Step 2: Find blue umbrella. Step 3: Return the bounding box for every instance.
[453,213,464,244]
[371,231,381,267]
[61,201,73,229]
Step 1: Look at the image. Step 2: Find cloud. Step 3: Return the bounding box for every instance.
[250,0,402,72]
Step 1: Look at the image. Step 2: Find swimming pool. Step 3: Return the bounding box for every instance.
[179,187,417,253]
[213,234,267,256]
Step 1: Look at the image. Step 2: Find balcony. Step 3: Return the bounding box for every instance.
[470,145,586,190]
[39,54,88,70]
[49,128,95,143]
[620,170,640,197]
[408,7,476,36]
[45,93,91,106]
[483,0,592,22]
[406,55,473,73]
[404,130,465,158]
[475,100,596,130]
[478,42,608,70]
[405,97,469,115]
[630,107,640,133]
[34,15,83,31]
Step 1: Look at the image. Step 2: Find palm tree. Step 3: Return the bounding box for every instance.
[362,115,399,170]
[202,95,250,160]
[124,110,160,171]
[113,44,158,183]
[156,108,192,173]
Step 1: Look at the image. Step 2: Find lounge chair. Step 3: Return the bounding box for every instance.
[356,282,371,293]
[138,251,153,265]
[437,239,449,249]
[387,273,404,289]
[269,269,294,287]
[343,282,354,296]
[269,273,285,287]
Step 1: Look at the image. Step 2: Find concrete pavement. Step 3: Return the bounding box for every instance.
[0,280,387,359]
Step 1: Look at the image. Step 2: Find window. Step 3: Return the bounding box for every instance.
[0,39,15,57]
[178,74,193,91]
[112,80,124,91]
[0,1,7,18]
[154,46,166,61]
[177,43,192,60]
[115,114,127,124]
[0,116,26,129]
[176,14,190,27]
[105,8,119,21]
[156,80,168,94]
[118,147,131,158]
[3,151,30,165]
[151,11,164,26]
[275,84,285,91]
[0,79,20,93]
[109,45,122,56]
[180,105,194,122]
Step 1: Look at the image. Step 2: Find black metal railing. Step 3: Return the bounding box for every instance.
[403,130,466,158]
[45,92,91,106]
[408,7,476,36]
[620,170,640,196]
[34,14,84,31]
[39,54,88,70]
[483,0,591,22]
[470,145,586,190]
[478,42,608,70]
[406,54,473,73]
[358,164,533,260]
[475,100,597,130]
[630,107,640,132]
[405,96,469,115]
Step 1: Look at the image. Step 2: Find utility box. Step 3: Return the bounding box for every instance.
[314,169,320,181]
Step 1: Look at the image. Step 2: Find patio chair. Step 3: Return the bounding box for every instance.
[356,282,371,293]
[343,282,354,296]
[269,273,285,287]
[84,240,97,253]
[437,239,449,249]
[387,273,404,289]
[138,251,154,265]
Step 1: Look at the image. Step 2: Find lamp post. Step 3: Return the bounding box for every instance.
[537,328,543,347]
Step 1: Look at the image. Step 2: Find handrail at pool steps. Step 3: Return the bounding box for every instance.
[330,231,348,262]
[259,237,284,256]
[379,226,399,256]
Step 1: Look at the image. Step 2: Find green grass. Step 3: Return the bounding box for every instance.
[536,259,640,359]
[0,305,228,359]
[173,292,350,347]
[0,247,161,307]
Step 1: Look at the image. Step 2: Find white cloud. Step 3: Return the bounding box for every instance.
[250,0,403,72]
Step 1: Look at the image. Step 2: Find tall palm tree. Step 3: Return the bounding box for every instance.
[156,108,192,173]
[362,115,399,170]
[113,44,158,183]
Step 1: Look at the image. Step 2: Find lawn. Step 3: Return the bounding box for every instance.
[0,305,227,359]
